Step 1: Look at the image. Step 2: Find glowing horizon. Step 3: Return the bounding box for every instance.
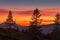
[0,9,60,26]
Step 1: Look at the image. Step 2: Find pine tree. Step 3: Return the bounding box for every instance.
[30,8,41,27]
[55,13,60,25]
[27,8,44,40]
[29,8,42,32]
[50,13,60,40]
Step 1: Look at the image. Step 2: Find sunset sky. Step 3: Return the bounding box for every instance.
[0,0,60,26]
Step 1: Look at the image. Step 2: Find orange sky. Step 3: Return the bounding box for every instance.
[0,9,60,26]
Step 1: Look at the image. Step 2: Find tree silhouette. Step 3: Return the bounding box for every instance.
[55,13,60,25]
[30,8,42,27]
[29,8,42,32]
[49,13,60,40]
[29,8,42,31]
[26,8,44,40]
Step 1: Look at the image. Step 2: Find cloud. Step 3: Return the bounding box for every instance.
[0,9,8,14]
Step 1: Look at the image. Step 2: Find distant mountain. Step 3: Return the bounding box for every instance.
[41,24,60,35]
[0,23,28,31]
[0,23,60,35]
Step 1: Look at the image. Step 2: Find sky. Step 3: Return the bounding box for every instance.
[0,0,60,26]
[0,0,60,10]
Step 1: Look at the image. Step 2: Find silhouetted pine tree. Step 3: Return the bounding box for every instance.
[29,8,42,31]
[55,13,60,24]
[50,13,60,40]
[26,8,44,40]
[30,8,42,27]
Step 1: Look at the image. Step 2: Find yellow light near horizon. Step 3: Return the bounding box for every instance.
[41,16,55,20]
[0,14,55,26]
[0,9,58,26]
